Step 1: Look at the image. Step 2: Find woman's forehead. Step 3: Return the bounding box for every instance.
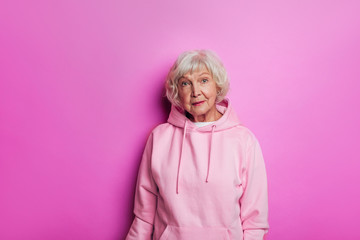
[182,66,211,78]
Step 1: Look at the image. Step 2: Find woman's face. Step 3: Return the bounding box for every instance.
[178,67,220,122]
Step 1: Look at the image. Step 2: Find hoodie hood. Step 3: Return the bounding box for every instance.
[167,97,242,194]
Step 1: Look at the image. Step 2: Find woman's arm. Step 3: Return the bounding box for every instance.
[126,133,158,240]
[239,133,269,240]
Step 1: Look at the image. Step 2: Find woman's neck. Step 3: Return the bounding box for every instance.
[186,110,223,122]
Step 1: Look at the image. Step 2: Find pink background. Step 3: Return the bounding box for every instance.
[1,0,359,239]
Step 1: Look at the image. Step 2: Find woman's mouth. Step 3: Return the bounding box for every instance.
[192,101,205,106]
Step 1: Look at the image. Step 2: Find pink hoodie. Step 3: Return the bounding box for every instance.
[126,97,269,240]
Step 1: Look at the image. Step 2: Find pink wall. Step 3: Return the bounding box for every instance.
[1,0,359,239]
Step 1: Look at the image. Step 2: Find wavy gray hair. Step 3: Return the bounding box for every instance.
[165,49,230,109]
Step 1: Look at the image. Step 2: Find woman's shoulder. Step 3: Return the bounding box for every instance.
[232,124,261,146]
[150,122,175,135]
[234,124,255,135]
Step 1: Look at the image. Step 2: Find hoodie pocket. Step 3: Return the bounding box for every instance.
[158,225,230,240]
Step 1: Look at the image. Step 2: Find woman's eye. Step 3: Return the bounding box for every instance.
[202,78,208,83]
[181,81,189,86]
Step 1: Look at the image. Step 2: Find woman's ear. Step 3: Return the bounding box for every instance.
[216,85,221,95]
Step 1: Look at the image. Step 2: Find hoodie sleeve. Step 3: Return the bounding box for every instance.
[239,133,269,240]
[126,132,158,240]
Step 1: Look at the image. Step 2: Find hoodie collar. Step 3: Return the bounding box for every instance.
[167,97,241,194]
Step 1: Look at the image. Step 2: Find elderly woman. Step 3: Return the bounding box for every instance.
[126,49,269,240]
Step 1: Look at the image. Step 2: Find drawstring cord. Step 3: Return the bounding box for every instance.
[205,125,216,182]
[176,120,187,194]
[176,122,216,194]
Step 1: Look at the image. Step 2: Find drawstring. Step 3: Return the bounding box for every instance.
[206,125,216,182]
[176,120,187,194]
[176,122,216,194]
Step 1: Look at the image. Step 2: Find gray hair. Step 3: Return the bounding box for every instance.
[165,49,230,109]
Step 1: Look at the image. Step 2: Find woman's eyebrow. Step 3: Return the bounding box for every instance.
[199,72,210,76]
[180,72,209,80]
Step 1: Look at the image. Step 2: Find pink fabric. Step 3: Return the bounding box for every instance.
[126,98,269,240]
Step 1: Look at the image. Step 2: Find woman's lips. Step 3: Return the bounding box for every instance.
[192,101,205,106]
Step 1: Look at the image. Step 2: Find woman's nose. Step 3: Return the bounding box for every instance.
[192,85,201,97]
